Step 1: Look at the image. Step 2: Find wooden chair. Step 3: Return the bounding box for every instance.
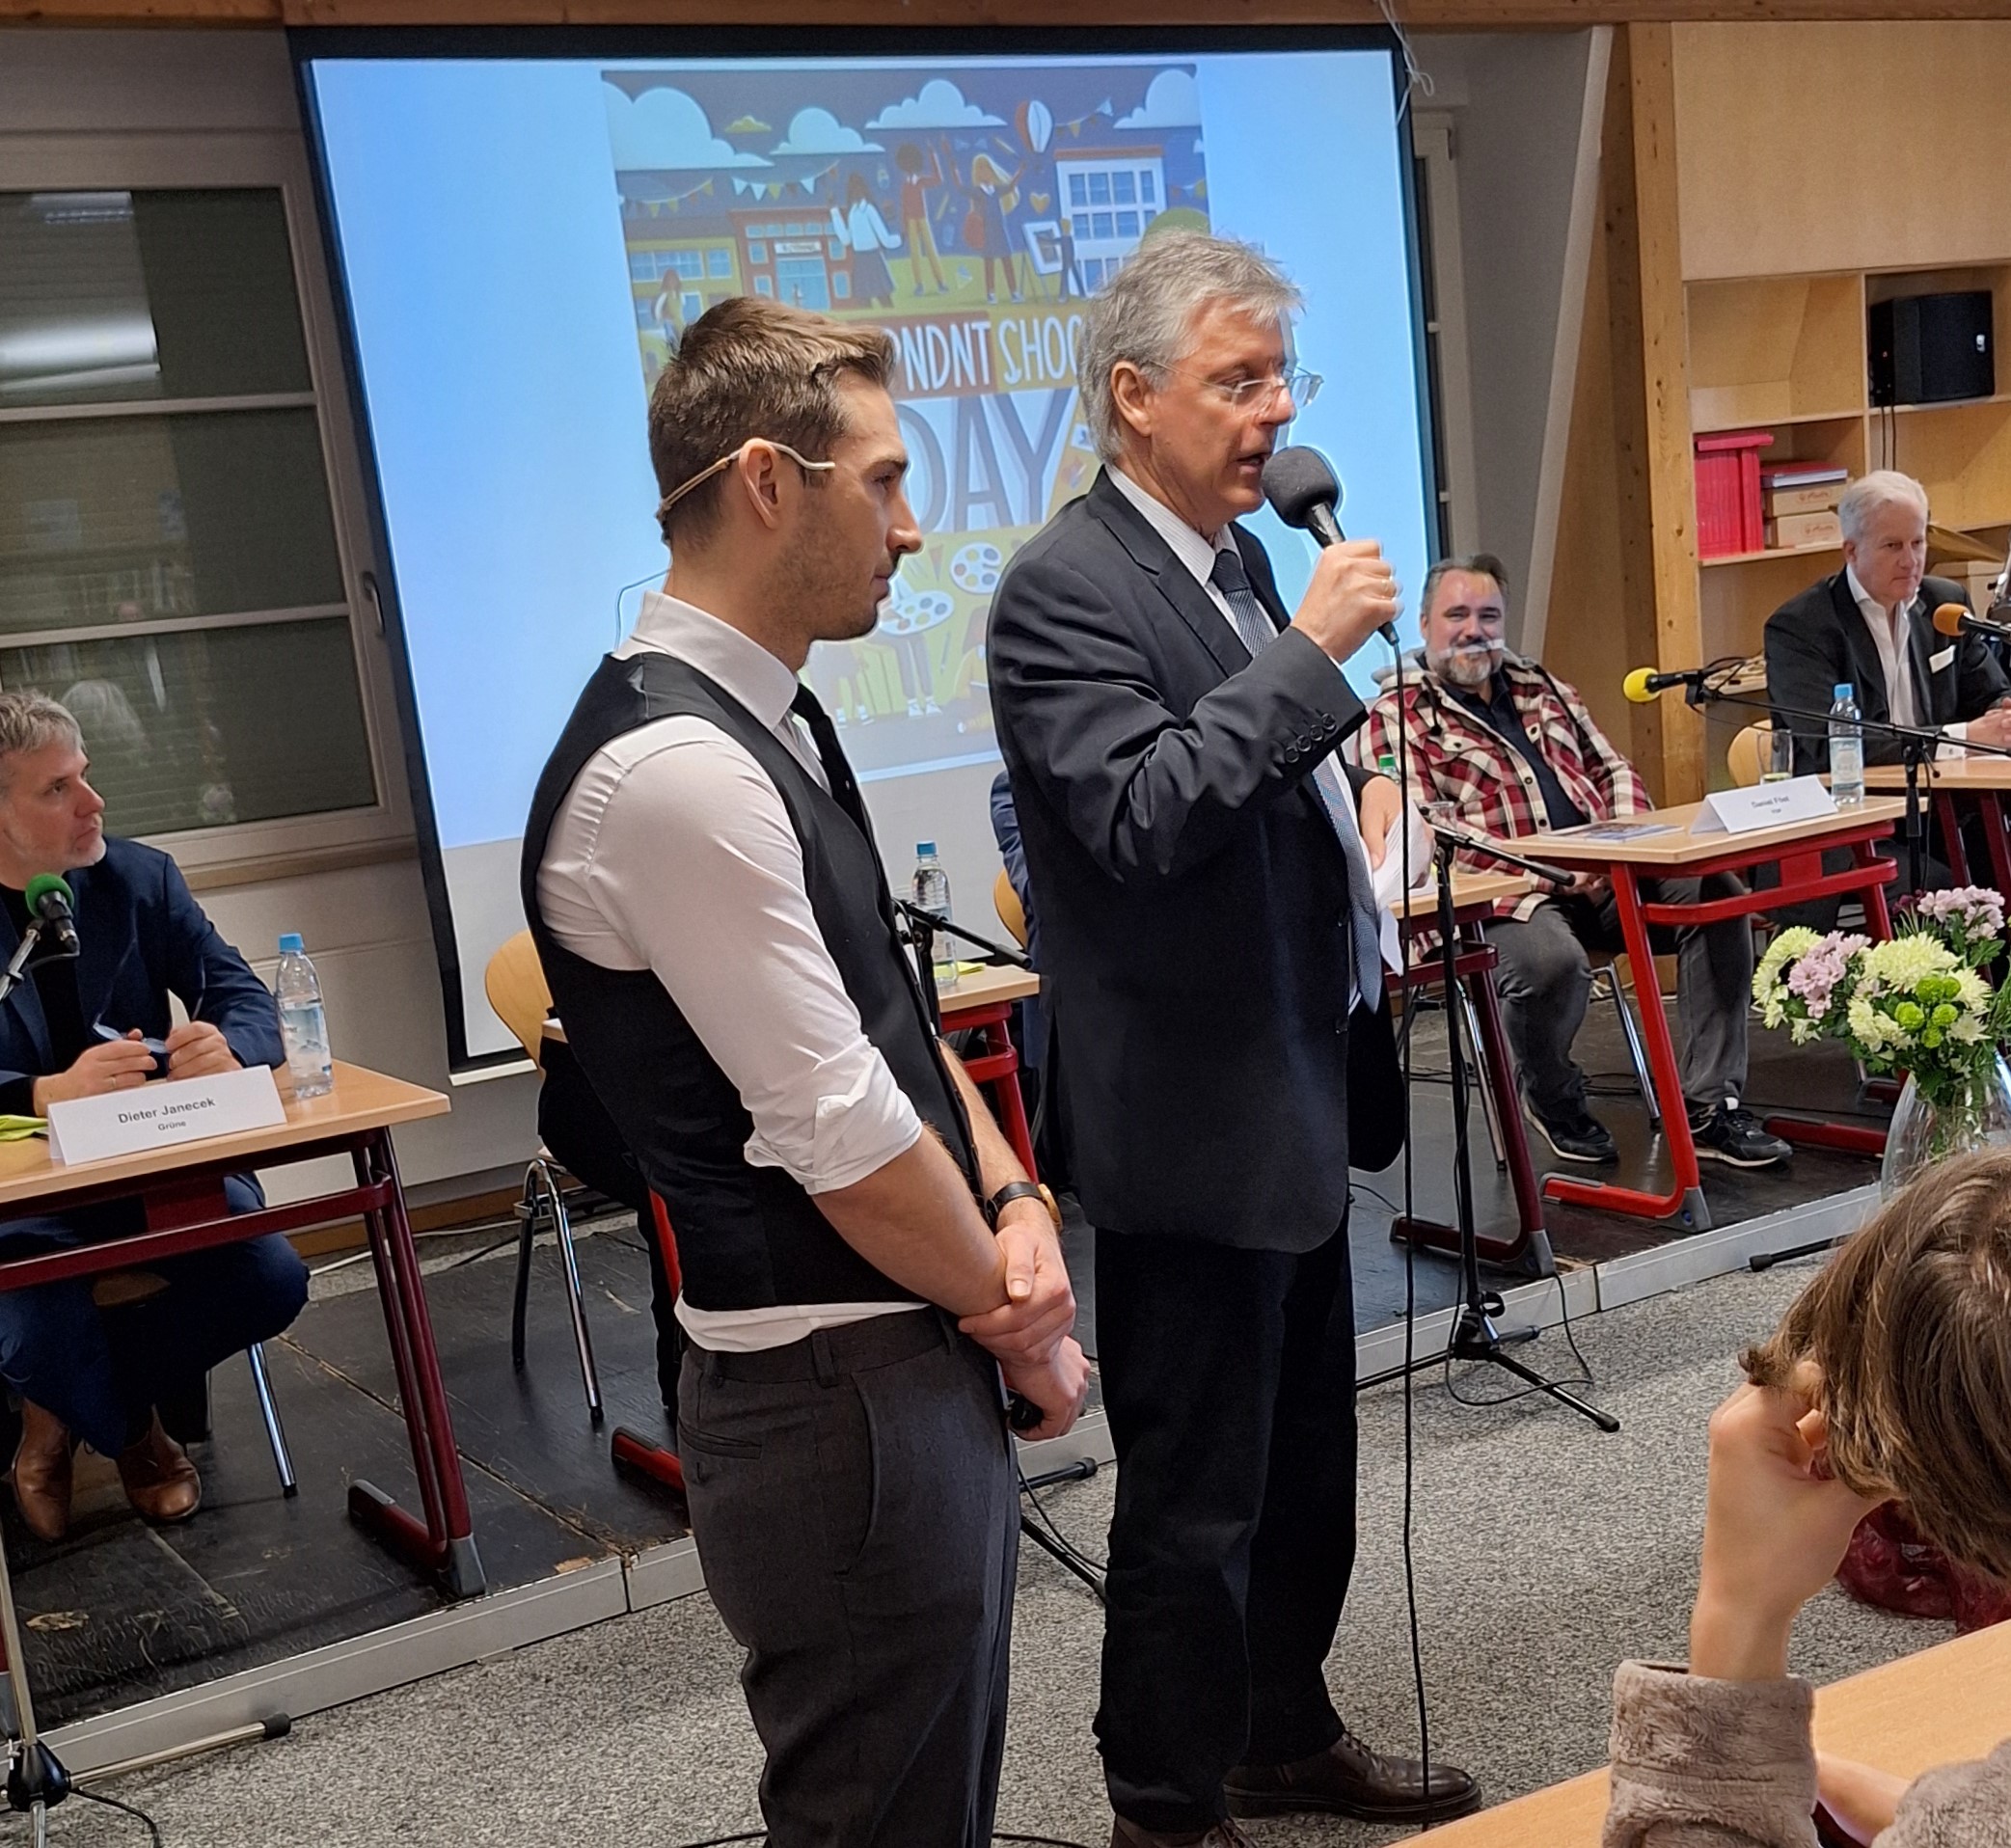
[484,930,603,1426]
[993,868,1027,949]
[1726,719,1778,789]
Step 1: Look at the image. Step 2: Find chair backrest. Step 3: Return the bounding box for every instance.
[485,930,555,1070]
[1726,720,1775,789]
[993,867,1028,949]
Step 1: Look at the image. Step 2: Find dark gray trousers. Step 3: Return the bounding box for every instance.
[679,1309,1017,1848]
[1483,875,1753,1120]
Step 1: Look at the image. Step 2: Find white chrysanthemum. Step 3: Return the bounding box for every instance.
[1847,995,1910,1052]
[1859,935,1958,994]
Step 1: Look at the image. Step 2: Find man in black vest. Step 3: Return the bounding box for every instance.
[990,233,1480,1848]
[524,296,1088,1848]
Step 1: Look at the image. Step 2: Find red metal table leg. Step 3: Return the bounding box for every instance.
[613,1194,688,1498]
[1937,789,1971,886]
[347,1131,486,1597]
[1542,869,1712,1229]
[981,1019,1038,1181]
[1977,792,2011,898]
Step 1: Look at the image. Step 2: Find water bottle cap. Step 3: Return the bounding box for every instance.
[915,841,937,857]
[1834,684,1853,700]
[279,932,304,953]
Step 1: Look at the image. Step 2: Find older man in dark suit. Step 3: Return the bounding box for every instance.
[989,232,1479,1848]
[1765,469,2011,773]
[0,693,307,1540]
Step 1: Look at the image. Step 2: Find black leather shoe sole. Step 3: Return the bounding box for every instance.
[1225,1776,1484,1825]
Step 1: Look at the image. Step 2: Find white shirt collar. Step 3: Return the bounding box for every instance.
[1107,463,1234,588]
[618,588,802,731]
[1846,563,1917,622]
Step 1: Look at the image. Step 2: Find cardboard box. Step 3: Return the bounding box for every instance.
[1943,558,2009,612]
[1765,482,1843,517]
[1766,509,1843,549]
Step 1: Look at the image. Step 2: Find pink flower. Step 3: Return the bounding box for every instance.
[1784,932,1868,1017]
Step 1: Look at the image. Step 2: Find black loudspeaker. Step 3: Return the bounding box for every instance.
[1869,290,1995,406]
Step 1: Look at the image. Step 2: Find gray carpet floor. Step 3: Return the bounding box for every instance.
[79,1256,1948,1848]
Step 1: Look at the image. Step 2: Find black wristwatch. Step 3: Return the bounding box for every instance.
[985,1179,1061,1232]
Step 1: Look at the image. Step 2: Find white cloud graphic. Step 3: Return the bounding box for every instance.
[1116,69,1202,130]
[605,83,772,171]
[773,107,883,155]
[866,79,1005,130]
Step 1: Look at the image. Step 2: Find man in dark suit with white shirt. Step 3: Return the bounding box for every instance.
[989,232,1479,1848]
[1765,469,2011,774]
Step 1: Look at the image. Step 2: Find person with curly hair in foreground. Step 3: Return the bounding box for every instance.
[1605,1148,2011,1847]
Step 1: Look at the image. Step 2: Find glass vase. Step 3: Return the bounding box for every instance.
[1879,1055,2011,1199]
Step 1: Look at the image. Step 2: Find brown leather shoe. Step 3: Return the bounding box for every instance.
[11,1400,72,1543]
[1110,1818,1252,1848]
[116,1412,201,1525]
[1224,1725,1482,1824]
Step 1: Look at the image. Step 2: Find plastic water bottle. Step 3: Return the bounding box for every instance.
[275,932,333,1100]
[910,842,957,991]
[1829,683,1865,808]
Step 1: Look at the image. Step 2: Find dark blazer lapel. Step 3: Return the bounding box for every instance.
[65,862,132,1038]
[1829,571,1892,719]
[1904,595,1944,723]
[0,907,51,1071]
[1086,469,1248,681]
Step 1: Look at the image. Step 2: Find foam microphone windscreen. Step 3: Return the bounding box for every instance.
[1261,446,1344,533]
[1934,601,1970,638]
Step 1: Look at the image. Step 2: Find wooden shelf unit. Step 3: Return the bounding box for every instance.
[1685,257,2011,675]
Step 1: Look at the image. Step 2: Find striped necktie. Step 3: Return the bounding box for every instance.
[1209,545,1384,1007]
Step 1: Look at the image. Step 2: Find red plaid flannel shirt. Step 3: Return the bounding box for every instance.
[1350,657,1653,921]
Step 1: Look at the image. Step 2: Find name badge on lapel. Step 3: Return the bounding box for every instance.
[1930,645,1957,673]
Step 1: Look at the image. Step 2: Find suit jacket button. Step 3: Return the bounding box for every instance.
[1285,745,1301,763]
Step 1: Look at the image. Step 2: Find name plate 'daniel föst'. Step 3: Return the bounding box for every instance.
[1691,775,1838,836]
[46,1065,287,1166]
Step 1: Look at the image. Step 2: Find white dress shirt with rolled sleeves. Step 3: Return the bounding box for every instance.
[536,590,922,1351]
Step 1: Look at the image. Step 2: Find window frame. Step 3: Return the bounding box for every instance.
[0,129,415,883]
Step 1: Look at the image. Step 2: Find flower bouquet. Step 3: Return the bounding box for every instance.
[1753,886,2011,1189]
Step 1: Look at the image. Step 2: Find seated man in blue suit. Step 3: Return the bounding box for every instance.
[0,693,308,1540]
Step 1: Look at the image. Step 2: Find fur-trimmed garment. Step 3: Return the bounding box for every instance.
[1603,1660,2011,1846]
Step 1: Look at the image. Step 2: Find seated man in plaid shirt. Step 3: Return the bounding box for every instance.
[1354,556,1789,1169]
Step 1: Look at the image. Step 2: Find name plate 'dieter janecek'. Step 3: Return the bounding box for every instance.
[1691,775,1839,837]
[46,1065,287,1166]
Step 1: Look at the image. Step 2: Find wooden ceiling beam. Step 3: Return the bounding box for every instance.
[8,0,2011,29]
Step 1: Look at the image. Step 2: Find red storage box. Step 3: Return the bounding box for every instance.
[1694,429,1773,558]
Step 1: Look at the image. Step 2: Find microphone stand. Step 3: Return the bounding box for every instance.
[1367,820,1618,1431]
[0,925,44,1010]
[1679,678,2011,902]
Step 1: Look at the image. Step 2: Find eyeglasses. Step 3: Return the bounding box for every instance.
[657,437,836,519]
[1168,367,1323,413]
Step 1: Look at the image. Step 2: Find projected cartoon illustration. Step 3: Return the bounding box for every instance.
[604,65,1209,779]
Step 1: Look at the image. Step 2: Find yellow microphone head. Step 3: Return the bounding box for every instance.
[1621,666,1658,704]
[1934,601,1970,639]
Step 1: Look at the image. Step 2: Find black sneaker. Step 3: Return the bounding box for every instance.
[1527,1103,1618,1165]
[1690,1101,1792,1168]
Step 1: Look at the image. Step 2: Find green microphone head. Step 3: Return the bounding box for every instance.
[22,874,73,919]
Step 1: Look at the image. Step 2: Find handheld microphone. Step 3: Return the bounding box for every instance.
[1261,446,1400,646]
[23,873,78,959]
[1622,665,1707,703]
[1933,600,2011,644]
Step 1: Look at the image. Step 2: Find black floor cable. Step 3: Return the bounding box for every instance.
[60,1786,165,1847]
[1016,1463,1107,1590]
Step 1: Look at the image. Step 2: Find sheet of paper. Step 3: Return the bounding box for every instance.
[1373,802,1435,969]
